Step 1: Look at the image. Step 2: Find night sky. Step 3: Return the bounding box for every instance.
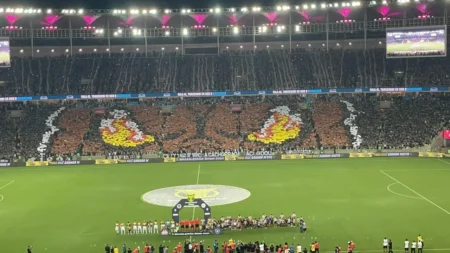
[1,0,286,10]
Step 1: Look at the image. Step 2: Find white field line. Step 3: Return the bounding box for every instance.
[324,249,450,253]
[189,164,201,241]
[0,180,15,190]
[386,182,422,200]
[380,170,450,215]
[437,158,450,167]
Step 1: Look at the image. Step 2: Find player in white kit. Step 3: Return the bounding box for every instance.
[411,241,417,253]
[137,222,143,234]
[120,222,126,235]
[115,222,120,235]
[148,221,153,234]
[404,239,410,253]
[142,222,148,234]
[153,220,159,234]
[383,238,388,253]
[132,221,138,234]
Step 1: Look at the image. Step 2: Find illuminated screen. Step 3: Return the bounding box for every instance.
[0,38,10,67]
[386,26,446,58]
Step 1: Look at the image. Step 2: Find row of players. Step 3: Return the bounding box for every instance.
[115,213,304,234]
[382,235,424,253]
[115,221,176,235]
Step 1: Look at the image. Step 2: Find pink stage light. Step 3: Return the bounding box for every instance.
[42,26,58,30]
[161,15,171,25]
[44,15,60,25]
[416,3,428,14]
[228,14,239,24]
[118,17,134,27]
[83,15,99,25]
[263,12,277,22]
[337,8,351,19]
[191,14,207,24]
[377,6,390,17]
[82,26,96,30]
[299,11,310,20]
[5,14,20,25]
[336,19,355,23]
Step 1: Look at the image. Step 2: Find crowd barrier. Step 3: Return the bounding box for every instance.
[0,152,445,168]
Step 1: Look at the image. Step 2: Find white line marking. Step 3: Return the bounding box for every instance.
[386,182,422,200]
[322,249,450,253]
[189,164,201,241]
[437,158,450,167]
[380,170,450,215]
[0,180,15,190]
[0,194,3,202]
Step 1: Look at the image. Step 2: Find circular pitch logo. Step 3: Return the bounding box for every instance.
[141,184,251,207]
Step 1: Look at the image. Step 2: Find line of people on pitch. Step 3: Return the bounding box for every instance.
[115,220,176,235]
[382,235,424,253]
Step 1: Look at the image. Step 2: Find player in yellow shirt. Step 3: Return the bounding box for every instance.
[417,235,423,248]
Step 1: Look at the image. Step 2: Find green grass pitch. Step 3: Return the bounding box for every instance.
[1,158,450,253]
[386,42,445,54]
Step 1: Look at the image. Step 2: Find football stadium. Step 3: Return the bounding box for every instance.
[1,1,450,253]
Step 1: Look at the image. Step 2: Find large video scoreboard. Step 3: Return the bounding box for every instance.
[0,38,10,67]
[386,26,446,58]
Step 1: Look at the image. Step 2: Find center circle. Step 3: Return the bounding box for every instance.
[141,184,251,207]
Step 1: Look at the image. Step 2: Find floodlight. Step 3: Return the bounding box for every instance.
[36,49,40,53]
[121,48,124,51]
[47,9,52,14]
[94,48,97,52]
[252,6,261,12]
[311,4,317,9]
[214,8,221,13]
[303,4,308,9]
[136,48,139,51]
[230,8,235,12]
[241,7,248,12]
[232,27,239,34]
[78,9,84,14]
[79,48,82,52]
[295,6,299,10]
[240,45,243,49]
[20,49,23,53]
[51,49,54,52]
[182,28,188,36]
[165,30,170,36]
[276,6,282,11]
[65,49,69,52]
[321,3,327,8]
[212,27,217,33]
[164,9,171,13]
[295,25,300,32]
[149,9,157,14]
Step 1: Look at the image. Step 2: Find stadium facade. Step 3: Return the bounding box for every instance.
[0,0,448,56]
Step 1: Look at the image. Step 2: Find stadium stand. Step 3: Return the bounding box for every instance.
[3,49,450,96]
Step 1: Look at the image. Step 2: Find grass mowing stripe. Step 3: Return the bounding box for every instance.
[380,170,450,215]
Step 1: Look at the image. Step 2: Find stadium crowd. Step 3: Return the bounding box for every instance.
[1,48,450,160]
[2,48,450,96]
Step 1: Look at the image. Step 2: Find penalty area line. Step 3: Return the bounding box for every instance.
[380,170,450,215]
[0,180,15,190]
